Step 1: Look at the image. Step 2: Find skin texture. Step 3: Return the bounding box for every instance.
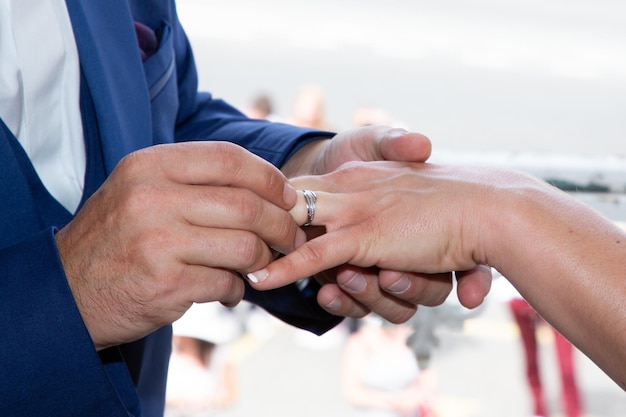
[281,128,492,323]
[57,126,477,351]
[252,161,626,390]
[57,142,302,350]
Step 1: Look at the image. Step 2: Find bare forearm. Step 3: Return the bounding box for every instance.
[486,182,626,389]
[257,162,626,388]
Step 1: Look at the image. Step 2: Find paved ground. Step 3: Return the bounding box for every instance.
[212,296,626,417]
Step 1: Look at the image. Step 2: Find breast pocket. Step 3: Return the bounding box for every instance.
[142,22,178,145]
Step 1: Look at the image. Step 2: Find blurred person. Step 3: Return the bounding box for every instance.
[353,105,392,128]
[288,84,332,130]
[492,275,583,417]
[2,1,478,415]
[507,290,582,416]
[405,307,439,371]
[509,297,582,417]
[250,161,626,391]
[405,301,483,371]
[243,92,281,122]
[166,303,242,417]
[341,314,438,417]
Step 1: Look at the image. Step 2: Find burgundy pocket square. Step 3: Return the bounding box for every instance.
[134,21,158,61]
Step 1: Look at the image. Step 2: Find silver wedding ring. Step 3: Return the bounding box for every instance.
[302,190,317,226]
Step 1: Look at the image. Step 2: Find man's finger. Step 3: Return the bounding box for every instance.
[131,142,297,210]
[335,266,417,324]
[379,129,432,162]
[456,266,493,309]
[316,283,370,318]
[379,270,454,307]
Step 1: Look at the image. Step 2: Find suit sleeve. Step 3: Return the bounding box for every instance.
[166,14,342,333]
[175,92,335,168]
[165,13,335,167]
[0,228,140,417]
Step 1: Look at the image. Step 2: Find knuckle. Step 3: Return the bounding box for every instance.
[200,269,245,305]
[213,141,240,158]
[261,166,283,199]
[221,277,245,305]
[123,183,159,213]
[331,162,364,183]
[429,291,450,307]
[233,233,265,269]
[386,307,418,325]
[117,147,159,176]
[116,151,139,174]
[231,190,264,227]
[269,211,295,242]
[213,142,247,177]
[231,192,294,242]
[408,277,451,307]
[408,278,430,302]
[295,240,326,264]
[111,183,168,234]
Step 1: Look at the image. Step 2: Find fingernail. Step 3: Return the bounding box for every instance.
[324,297,342,312]
[343,273,367,293]
[386,275,411,294]
[386,127,409,139]
[247,269,268,284]
[283,183,297,206]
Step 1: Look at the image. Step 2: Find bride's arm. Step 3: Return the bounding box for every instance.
[250,161,626,389]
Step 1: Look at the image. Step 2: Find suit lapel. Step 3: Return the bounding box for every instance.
[64,0,153,174]
[0,123,41,243]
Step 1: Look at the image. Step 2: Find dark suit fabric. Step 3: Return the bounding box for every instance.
[0,1,340,416]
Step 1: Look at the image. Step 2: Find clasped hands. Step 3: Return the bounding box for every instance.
[254,161,493,319]
[55,126,490,351]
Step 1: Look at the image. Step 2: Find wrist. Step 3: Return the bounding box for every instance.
[281,139,329,178]
[481,172,557,275]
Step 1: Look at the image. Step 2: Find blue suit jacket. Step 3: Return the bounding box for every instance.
[0,1,340,415]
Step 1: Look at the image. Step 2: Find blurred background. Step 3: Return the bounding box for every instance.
[166,1,626,416]
[178,0,626,156]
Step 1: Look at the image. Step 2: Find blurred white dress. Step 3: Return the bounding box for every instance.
[355,347,421,417]
[164,347,225,417]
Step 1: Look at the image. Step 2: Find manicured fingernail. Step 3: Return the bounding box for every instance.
[283,183,297,206]
[324,297,342,312]
[386,127,409,139]
[247,269,268,284]
[386,275,410,294]
[343,274,367,293]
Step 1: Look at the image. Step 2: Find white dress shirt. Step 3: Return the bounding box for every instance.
[0,0,86,213]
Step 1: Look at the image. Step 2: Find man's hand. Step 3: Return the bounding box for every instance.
[56,142,303,350]
[279,126,486,323]
[256,161,494,322]
[281,126,432,178]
